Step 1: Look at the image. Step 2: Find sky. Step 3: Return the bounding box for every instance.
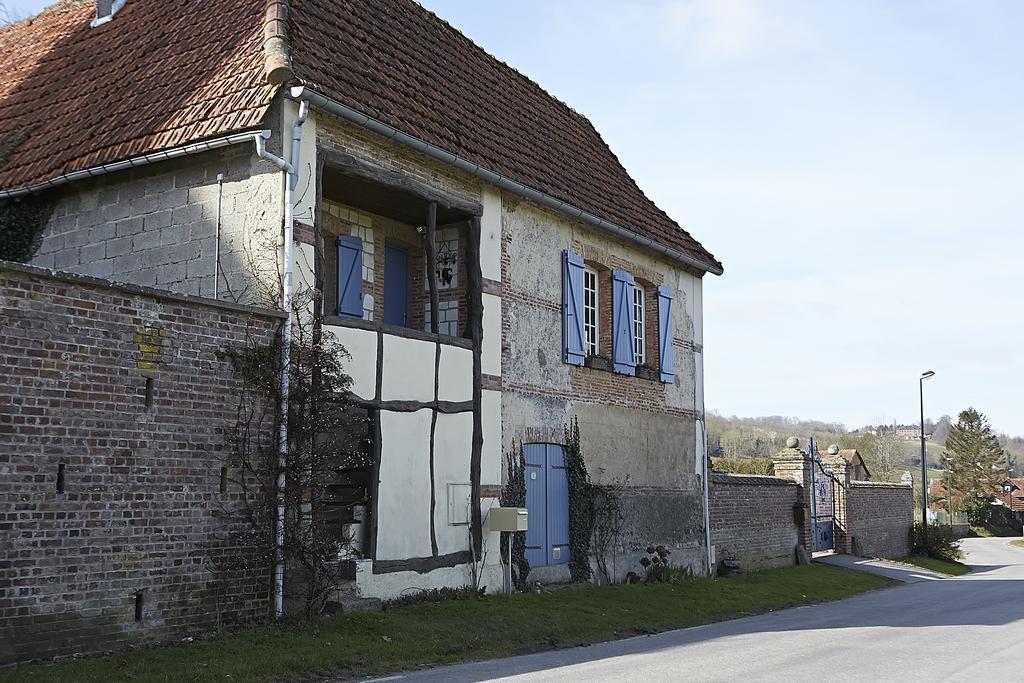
[6,1,1024,435]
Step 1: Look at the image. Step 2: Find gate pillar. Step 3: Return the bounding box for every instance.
[821,447,852,554]
[772,438,813,559]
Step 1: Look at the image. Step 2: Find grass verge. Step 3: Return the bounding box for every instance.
[900,555,971,576]
[1009,539,1024,549]
[970,524,1020,538]
[0,565,890,683]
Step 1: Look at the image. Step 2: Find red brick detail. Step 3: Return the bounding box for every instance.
[294,220,316,245]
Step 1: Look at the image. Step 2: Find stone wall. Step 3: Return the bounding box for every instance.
[29,144,281,306]
[846,481,913,559]
[709,473,801,571]
[0,262,282,664]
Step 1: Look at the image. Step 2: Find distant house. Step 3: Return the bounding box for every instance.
[994,479,1024,523]
[820,447,871,481]
[837,449,871,481]
[895,426,928,441]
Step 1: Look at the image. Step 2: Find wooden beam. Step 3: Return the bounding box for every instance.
[425,202,440,335]
[319,147,482,216]
[467,215,484,555]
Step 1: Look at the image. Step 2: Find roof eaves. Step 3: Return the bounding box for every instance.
[291,85,724,276]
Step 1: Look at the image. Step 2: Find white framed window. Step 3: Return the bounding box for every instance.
[583,267,599,356]
[632,285,646,365]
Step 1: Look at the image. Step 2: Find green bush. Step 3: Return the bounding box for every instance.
[636,545,695,585]
[0,195,56,263]
[911,522,962,561]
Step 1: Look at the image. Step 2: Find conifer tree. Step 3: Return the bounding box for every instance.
[944,408,1007,523]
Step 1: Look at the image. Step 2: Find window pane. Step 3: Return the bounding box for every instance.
[583,268,598,356]
[633,286,645,365]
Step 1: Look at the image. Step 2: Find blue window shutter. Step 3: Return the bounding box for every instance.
[337,235,363,317]
[657,285,674,383]
[611,269,636,376]
[562,251,585,366]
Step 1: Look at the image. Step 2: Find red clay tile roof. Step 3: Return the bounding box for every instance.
[0,0,274,192]
[1,0,720,272]
[997,478,1024,512]
[290,0,720,272]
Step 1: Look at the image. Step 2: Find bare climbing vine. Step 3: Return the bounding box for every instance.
[208,294,371,618]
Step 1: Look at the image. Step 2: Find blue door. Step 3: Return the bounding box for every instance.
[383,245,408,326]
[524,443,569,567]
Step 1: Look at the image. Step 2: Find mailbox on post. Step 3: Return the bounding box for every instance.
[488,507,528,532]
[487,507,528,594]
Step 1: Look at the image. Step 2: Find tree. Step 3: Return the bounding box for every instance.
[932,415,953,445]
[872,433,903,482]
[944,408,1007,524]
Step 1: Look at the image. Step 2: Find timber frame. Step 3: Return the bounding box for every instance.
[313,145,486,573]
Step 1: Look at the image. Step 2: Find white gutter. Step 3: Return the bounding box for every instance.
[0,131,270,199]
[287,86,723,277]
[254,100,310,620]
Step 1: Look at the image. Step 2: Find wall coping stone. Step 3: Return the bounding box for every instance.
[711,473,798,487]
[0,260,287,320]
[850,480,912,489]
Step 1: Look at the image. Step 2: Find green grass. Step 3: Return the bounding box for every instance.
[971,524,1020,538]
[0,565,889,683]
[1009,539,1024,549]
[899,555,971,576]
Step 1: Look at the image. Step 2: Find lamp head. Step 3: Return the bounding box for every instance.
[920,370,935,380]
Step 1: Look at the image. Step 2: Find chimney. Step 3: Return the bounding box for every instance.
[91,0,125,28]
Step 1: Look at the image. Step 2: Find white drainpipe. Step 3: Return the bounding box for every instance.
[254,100,310,619]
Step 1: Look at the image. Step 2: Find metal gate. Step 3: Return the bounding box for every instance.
[807,437,845,553]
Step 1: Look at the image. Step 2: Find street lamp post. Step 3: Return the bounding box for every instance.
[920,370,935,543]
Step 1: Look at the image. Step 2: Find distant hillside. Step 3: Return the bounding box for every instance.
[706,412,1024,481]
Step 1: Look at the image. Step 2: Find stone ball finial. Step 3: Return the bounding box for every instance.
[827,444,840,455]
[785,437,799,448]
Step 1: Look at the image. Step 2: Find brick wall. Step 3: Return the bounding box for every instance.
[846,482,913,559]
[29,145,281,306]
[0,262,283,664]
[710,473,801,571]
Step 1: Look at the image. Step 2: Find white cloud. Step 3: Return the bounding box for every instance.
[660,0,813,61]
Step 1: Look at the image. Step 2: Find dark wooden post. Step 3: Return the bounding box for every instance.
[466,215,484,554]
[425,202,440,334]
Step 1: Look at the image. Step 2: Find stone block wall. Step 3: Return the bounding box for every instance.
[29,145,281,306]
[0,262,283,664]
[846,481,913,559]
[709,473,801,571]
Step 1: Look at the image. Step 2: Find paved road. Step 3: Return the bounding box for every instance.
[379,538,1024,682]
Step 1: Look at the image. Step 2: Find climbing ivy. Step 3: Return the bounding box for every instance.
[564,418,594,583]
[0,194,56,263]
[499,443,530,591]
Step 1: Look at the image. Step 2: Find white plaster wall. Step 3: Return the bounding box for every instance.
[326,325,377,399]
[481,388,502,486]
[284,102,319,227]
[354,560,503,600]
[480,188,503,281]
[437,345,473,403]
[381,335,435,402]
[432,412,474,555]
[481,292,502,377]
[294,242,317,320]
[664,271,699,414]
[377,409,434,560]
